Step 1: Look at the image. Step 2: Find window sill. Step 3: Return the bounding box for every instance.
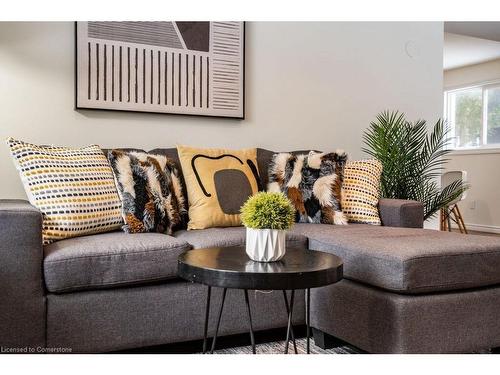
[449,147,500,156]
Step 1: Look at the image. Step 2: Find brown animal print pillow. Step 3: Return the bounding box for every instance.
[108,150,187,234]
[267,150,348,225]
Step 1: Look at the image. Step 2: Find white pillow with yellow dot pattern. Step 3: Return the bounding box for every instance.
[6,138,123,244]
[341,159,382,225]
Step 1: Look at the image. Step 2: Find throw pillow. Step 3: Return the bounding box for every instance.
[6,138,123,244]
[268,150,348,225]
[107,150,187,234]
[177,145,261,230]
[341,159,382,225]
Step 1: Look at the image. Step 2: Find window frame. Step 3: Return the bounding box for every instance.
[444,79,500,153]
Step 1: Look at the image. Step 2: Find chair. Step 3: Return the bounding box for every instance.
[440,171,468,234]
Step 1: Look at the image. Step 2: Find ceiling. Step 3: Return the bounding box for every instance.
[443,29,500,70]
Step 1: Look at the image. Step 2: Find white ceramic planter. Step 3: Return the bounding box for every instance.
[245,228,286,262]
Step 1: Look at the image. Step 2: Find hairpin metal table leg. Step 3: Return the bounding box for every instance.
[284,290,295,354]
[202,286,211,354]
[282,290,298,354]
[244,290,256,354]
[306,288,310,354]
[210,288,227,354]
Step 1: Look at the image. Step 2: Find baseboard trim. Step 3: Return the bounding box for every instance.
[451,223,500,234]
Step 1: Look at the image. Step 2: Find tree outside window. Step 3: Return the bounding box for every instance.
[445,83,500,149]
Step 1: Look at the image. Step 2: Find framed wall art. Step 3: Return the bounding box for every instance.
[76,22,245,118]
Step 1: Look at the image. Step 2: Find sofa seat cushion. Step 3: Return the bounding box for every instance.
[44,232,191,293]
[173,226,308,249]
[290,223,500,294]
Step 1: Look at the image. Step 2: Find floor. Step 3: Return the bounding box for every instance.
[116,329,495,354]
[117,326,362,354]
[213,337,362,354]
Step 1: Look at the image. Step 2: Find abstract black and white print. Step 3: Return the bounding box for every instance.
[76,22,244,118]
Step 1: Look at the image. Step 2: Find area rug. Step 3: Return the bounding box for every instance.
[213,337,362,354]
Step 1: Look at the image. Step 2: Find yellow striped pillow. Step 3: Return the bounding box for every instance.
[7,138,123,244]
[341,159,382,225]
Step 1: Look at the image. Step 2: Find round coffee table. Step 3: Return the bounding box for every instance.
[177,246,343,354]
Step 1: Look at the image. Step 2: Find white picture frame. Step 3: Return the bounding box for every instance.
[75,22,245,119]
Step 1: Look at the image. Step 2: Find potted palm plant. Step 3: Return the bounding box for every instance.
[240,192,295,262]
[363,110,469,220]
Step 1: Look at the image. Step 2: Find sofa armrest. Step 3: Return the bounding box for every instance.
[0,199,46,349]
[378,198,424,228]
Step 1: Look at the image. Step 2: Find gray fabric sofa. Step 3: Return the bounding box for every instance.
[1,147,500,353]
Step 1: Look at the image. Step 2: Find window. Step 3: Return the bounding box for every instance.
[444,82,500,149]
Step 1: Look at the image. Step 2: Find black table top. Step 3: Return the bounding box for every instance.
[177,246,343,290]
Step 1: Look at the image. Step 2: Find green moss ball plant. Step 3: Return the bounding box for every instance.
[241,192,295,262]
[240,192,295,230]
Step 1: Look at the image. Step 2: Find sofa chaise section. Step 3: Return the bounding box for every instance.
[311,279,500,353]
[292,223,500,294]
[292,214,500,352]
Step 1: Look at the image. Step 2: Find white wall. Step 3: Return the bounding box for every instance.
[444,58,500,232]
[0,22,444,199]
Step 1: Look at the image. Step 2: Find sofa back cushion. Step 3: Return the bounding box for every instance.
[256,148,276,188]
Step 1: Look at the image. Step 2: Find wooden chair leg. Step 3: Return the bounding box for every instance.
[453,204,468,234]
[459,210,468,234]
[447,209,453,231]
[451,205,462,233]
[459,205,467,234]
[442,207,451,231]
[440,208,447,231]
[454,205,464,233]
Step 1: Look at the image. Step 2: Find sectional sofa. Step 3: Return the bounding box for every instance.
[2,147,500,353]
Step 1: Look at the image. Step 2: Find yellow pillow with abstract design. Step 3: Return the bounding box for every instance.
[177,145,261,230]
